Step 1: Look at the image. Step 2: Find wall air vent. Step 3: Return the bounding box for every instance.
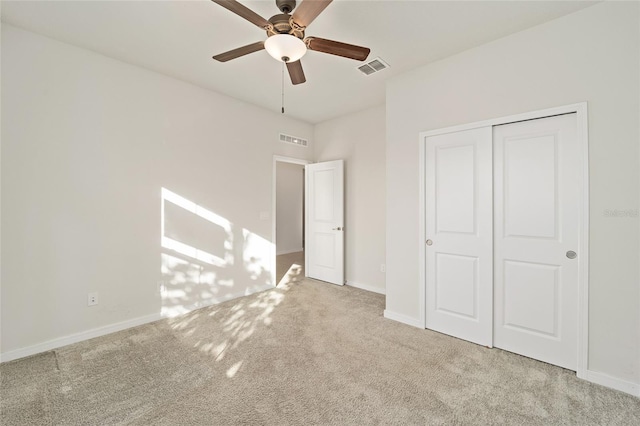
[357,57,390,76]
[279,133,308,147]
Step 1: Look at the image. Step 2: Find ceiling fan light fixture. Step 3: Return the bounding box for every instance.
[264,34,307,62]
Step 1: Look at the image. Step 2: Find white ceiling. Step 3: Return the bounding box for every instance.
[1,0,597,124]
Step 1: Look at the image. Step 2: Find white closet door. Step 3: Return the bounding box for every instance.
[425,127,493,347]
[493,114,580,371]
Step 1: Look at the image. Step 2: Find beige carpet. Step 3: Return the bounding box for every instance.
[2,271,639,425]
[276,251,305,286]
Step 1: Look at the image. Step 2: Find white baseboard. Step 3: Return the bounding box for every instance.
[584,369,640,397]
[0,284,274,364]
[0,312,162,363]
[346,281,385,295]
[276,248,303,256]
[383,310,423,328]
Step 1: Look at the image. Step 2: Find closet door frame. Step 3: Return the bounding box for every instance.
[418,102,589,379]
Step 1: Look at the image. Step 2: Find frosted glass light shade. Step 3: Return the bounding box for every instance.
[264,34,307,62]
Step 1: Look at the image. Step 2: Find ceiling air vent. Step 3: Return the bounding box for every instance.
[357,57,390,76]
[279,133,308,147]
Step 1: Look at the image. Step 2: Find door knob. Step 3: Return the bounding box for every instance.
[566,250,577,259]
[426,239,433,246]
[332,227,343,231]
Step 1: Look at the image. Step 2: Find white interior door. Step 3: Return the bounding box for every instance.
[425,127,493,347]
[493,114,580,371]
[305,160,344,285]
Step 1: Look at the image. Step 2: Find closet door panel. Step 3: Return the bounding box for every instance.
[493,114,580,371]
[425,127,493,347]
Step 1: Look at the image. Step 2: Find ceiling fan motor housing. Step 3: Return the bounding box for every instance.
[267,13,305,39]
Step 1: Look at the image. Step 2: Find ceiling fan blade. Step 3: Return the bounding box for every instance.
[305,37,371,61]
[292,0,332,28]
[211,0,271,29]
[212,41,265,62]
[286,60,306,85]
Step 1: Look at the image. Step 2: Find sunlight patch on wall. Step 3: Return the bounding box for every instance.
[159,187,276,319]
[161,253,219,318]
[242,228,273,282]
[161,187,232,267]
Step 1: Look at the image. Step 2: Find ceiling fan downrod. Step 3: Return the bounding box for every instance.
[276,0,296,14]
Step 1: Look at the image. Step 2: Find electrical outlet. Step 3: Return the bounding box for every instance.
[88,292,98,306]
[380,264,386,273]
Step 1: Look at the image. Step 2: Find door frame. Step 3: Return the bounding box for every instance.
[272,155,310,287]
[418,102,589,379]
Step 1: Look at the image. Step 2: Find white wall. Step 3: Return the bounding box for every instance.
[0,25,313,358]
[276,162,304,255]
[385,2,639,388]
[315,105,386,294]
[0,15,3,353]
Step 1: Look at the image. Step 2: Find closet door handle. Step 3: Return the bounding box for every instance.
[426,239,433,246]
[566,250,577,259]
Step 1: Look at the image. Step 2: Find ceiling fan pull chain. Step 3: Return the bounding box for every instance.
[281,60,285,114]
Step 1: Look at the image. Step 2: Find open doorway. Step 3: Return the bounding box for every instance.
[273,156,308,286]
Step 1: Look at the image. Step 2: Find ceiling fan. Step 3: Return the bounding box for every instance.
[211,0,371,85]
